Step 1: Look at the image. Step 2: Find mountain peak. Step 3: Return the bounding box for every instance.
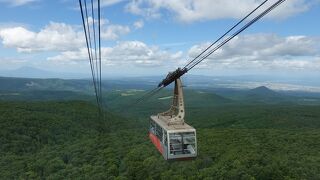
[252,86,271,92]
[248,86,281,98]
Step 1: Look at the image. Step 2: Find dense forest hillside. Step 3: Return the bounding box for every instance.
[1,100,319,179]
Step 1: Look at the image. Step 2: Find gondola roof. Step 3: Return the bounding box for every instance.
[151,115,195,132]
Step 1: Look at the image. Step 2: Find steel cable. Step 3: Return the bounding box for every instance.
[79,0,103,113]
[130,0,287,107]
[182,0,269,71]
[187,0,286,71]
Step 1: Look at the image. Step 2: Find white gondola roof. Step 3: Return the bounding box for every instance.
[151,115,195,132]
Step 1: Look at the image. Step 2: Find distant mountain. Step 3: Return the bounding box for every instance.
[0,66,56,78]
[246,86,289,103]
[249,86,280,96]
[0,76,154,93]
[0,76,319,105]
[0,76,92,92]
[181,75,320,93]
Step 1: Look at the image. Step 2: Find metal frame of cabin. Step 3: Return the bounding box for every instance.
[149,78,197,160]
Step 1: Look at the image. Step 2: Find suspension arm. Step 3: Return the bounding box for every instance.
[158,68,188,87]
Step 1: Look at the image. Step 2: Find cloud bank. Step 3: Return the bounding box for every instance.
[126,0,315,23]
[0,21,131,52]
[48,41,183,67]
[188,34,320,71]
[0,22,84,52]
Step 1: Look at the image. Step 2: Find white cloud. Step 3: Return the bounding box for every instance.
[0,22,85,53]
[85,17,130,40]
[187,34,320,71]
[87,16,109,26]
[133,20,144,29]
[126,0,316,23]
[48,41,183,67]
[0,21,132,52]
[101,25,130,40]
[126,0,161,19]
[0,0,38,6]
[25,31,320,72]
[47,47,88,62]
[189,34,318,59]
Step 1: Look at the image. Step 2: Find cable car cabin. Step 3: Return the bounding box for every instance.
[149,78,197,160]
[149,116,197,160]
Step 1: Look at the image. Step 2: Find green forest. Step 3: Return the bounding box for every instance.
[1,95,320,179]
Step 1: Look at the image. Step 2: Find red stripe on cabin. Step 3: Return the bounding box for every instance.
[149,132,163,154]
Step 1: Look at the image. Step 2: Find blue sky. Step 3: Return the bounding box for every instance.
[0,0,319,79]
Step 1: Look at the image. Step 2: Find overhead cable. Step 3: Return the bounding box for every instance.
[182,0,269,71]
[79,0,103,114]
[186,0,286,71]
[129,0,287,107]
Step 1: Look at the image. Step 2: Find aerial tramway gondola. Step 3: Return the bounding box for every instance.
[144,0,287,160]
[149,75,197,160]
[78,0,287,160]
